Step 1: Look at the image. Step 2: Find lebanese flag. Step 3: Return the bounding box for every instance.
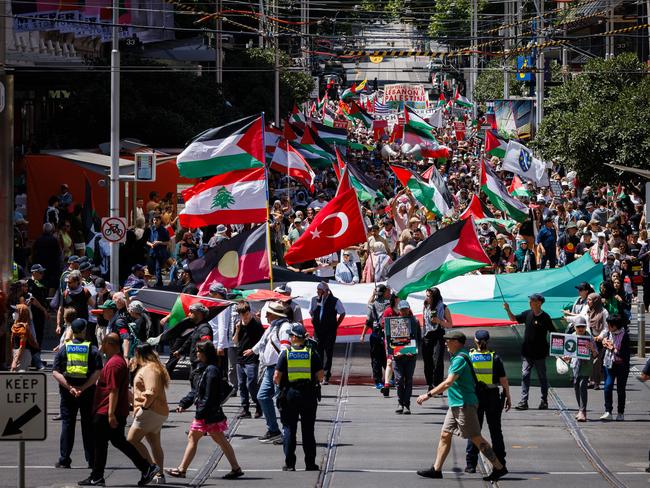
[459,194,495,220]
[387,218,490,298]
[265,124,282,163]
[270,139,315,192]
[179,167,267,227]
[284,187,367,265]
[190,225,270,293]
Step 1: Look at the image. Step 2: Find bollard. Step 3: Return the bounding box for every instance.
[638,285,646,358]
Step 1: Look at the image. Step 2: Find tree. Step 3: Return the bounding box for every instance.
[534,53,650,184]
[211,187,236,209]
[474,60,526,102]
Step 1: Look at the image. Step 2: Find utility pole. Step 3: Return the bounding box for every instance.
[259,0,264,48]
[274,0,280,127]
[561,1,568,82]
[215,0,223,85]
[109,0,121,287]
[0,0,14,297]
[503,0,511,98]
[470,0,478,118]
[534,0,544,129]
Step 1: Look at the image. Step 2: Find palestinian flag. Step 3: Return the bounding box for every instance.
[391,165,451,218]
[387,218,491,298]
[459,194,495,220]
[436,93,446,108]
[132,289,229,329]
[179,167,267,227]
[264,124,282,163]
[404,106,437,145]
[509,175,531,198]
[283,119,300,143]
[176,115,264,178]
[290,103,306,126]
[190,225,270,293]
[341,83,357,102]
[344,101,373,128]
[347,163,383,203]
[332,147,346,181]
[454,87,473,109]
[311,120,347,146]
[295,125,335,169]
[485,130,508,158]
[427,164,455,216]
[81,173,101,259]
[317,92,328,113]
[323,108,336,127]
[480,159,529,223]
[270,139,316,192]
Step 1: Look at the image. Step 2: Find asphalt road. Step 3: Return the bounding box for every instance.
[1,325,649,488]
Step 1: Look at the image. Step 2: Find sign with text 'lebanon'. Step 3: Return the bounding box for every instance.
[0,373,47,441]
[383,84,427,110]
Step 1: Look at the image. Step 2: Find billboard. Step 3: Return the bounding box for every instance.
[492,99,534,140]
[383,83,428,110]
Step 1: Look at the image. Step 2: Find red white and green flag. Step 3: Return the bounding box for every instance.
[454,87,473,109]
[508,175,531,197]
[176,115,264,178]
[179,167,267,227]
[387,218,491,298]
[480,159,529,223]
[264,124,282,163]
[344,100,373,128]
[485,130,508,158]
[391,165,452,218]
[290,103,306,126]
[404,107,450,158]
[270,139,315,192]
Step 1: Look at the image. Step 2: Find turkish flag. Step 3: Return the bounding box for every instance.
[284,188,367,265]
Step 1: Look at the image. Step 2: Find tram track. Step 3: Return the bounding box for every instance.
[315,342,354,488]
[510,325,628,488]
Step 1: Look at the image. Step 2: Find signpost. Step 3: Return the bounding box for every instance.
[1,373,47,488]
[101,216,127,244]
[549,332,592,360]
[134,152,156,182]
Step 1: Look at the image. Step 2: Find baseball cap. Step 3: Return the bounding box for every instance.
[98,299,117,310]
[209,282,227,295]
[288,323,307,338]
[30,264,46,273]
[71,318,88,333]
[398,300,411,309]
[189,303,209,315]
[529,293,545,303]
[574,316,588,328]
[79,262,92,272]
[474,329,490,341]
[597,232,606,238]
[443,330,467,344]
[94,278,107,290]
[67,255,80,264]
[376,284,388,294]
[273,285,292,294]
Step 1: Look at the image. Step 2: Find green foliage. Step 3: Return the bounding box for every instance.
[474,60,527,102]
[535,53,650,184]
[211,187,236,209]
[384,0,405,18]
[427,0,471,45]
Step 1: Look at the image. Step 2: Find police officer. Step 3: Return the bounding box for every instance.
[274,323,324,472]
[52,318,103,469]
[360,284,390,389]
[464,329,511,473]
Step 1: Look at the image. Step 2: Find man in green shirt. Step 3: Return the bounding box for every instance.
[415,330,508,482]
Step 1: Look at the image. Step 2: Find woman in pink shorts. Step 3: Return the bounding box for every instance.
[166,340,243,480]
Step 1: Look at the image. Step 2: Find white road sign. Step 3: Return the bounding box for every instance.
[0,373,47,441]
[101,217,127,244]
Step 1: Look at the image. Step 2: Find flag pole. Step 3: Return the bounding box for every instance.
[261,112,274,290]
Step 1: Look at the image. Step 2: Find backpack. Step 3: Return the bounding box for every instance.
[459,353,488,395]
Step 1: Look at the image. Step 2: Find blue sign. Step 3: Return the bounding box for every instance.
[517,56,533,81]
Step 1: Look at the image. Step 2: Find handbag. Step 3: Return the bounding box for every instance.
[556,357,569,375]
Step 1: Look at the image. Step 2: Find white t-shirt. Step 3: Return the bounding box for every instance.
[315,252,338,278]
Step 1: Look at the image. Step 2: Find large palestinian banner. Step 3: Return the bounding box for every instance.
[383,83,428,110]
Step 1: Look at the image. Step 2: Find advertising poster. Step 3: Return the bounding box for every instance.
[492,99,534,140]
[385,316,418,356]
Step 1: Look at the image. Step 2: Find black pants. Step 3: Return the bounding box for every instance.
[369,333,387,384]
[280,388,317,468]
[315,333,336,380]
[59,386,95,466]
[90,414,150,480]
[421,331,445,388]
[465,390,506,469]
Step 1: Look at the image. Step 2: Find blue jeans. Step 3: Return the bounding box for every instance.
[520,356,548,404]
[257,366,280,433]
[604,363,629,414]
[237,362,261,411]
[393,356,417,408]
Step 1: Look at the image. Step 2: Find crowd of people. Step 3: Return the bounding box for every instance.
[3,95,650,482]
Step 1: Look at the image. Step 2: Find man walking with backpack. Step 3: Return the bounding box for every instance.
[415,331,508,482]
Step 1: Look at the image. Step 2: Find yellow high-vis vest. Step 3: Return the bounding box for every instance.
[287,346,312,382]
[469,349,495,386]
[65,341,91,378]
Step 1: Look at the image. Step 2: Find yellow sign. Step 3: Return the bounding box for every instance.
[369,55,383,64]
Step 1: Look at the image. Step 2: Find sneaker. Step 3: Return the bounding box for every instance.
[237,410,252,419]
[395,406,403,414]
[138,464,161,486]
[153,474,166,485]
[417,467,442,479]
[259,430,283,443]
[55,461,71,469]
[403,407,411,415]
[321,379,329,386]
[375,383,383,390]
[78,477,106,486]
[616,413,624,421]
[538,400,548,410]
[514,402,529,410]
[273,437,284,445]
[305,464,320,471]
[599,412,613,421]
[282,465,295,471]
[222,467,244,480]
[483,466,508,481]
[381,385,390,397]
[464,466,476,473]
[52,415,62,421]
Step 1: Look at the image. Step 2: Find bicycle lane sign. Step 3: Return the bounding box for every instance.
[101,217,127,244]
